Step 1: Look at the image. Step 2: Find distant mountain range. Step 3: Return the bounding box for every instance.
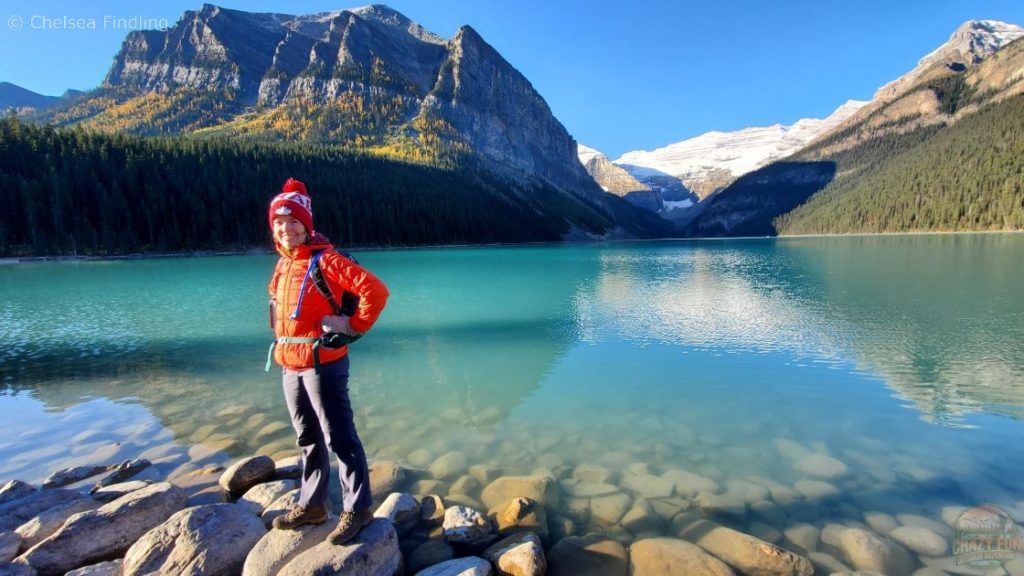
[689,19,1024,236]
[0,82,82,113]
[611,99,866,199]
[579,19,1024,237]
[19,3,668,241]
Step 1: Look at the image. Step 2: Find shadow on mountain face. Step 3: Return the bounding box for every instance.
[682,161,836,237]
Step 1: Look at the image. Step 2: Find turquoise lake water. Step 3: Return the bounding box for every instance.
[1,234,1023,551]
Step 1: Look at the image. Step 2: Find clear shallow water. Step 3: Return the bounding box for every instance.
[2,235,1023,560]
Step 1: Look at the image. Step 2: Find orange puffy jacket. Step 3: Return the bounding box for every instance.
[268,233,389,370]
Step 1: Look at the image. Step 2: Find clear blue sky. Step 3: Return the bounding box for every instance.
[2,0,1023,158]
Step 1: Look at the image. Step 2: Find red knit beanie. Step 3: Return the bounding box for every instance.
[268,178,314,235]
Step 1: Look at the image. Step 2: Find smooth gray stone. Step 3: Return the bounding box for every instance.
[415,556,492,576]
[92,481,151,503]
[240,512,336,576]
[64,560,122,576]
[1,530,22,563]
[0,489,80,532]
[42,465,113,489]
[679,520,813,576]
[0,561,38,576]
[369,460,406,497]
[483,532,546,576]
[273,456,301,480]
[16,482,187,576]
[14,498,102,551]
[547,534,628,576]
[0,481,35,506]
[277,519,400,576]
[236,480,297,516]
[122,504,267,576]
[90,459,151,492]
[373,492,421,536]
[219,457,275,497]
[443,506,495,548]
[629,538,734,576]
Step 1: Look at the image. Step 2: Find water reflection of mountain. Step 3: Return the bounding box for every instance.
[777,234,1024,423]
[581,236,1024,424]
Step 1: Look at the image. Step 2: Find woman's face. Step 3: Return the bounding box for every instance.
[273,215,308,250]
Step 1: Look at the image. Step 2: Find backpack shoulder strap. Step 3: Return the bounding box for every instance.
[310,249,359,316]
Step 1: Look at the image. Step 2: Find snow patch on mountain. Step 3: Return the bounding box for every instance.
[613,99,867,195]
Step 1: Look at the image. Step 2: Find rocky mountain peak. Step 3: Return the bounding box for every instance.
[351,4,446,45]
[873,19,1024,103]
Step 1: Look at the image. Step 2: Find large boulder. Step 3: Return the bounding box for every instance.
[277,518,400,576]
[261,490,300,527]
[122,503,266,576]
[483,532,546,576]
[0,489,81,531]
[219,457,275,497]
[547,534,628,576]
[481,476,559,512]
[15,482,187,576]
[14,498,102,551]
[679,520,813,576]
[415,557,492,576]
[241,513,336,576]
[629,538,735,576]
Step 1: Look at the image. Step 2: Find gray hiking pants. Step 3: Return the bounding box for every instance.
[281,355,372,512]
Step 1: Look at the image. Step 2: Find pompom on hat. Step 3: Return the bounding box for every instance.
[268,178,314,235]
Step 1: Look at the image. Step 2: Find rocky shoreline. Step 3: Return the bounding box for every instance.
[2,441,1021,576]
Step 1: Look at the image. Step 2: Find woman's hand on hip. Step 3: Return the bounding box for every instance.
[321,315,362,336]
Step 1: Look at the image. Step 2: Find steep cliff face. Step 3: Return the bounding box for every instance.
[418,25,598,195]
[42,3,670,239]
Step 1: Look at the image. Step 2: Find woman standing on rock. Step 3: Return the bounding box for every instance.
[266,178,389,544]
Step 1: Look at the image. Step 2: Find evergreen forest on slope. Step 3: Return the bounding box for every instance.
[0,116,624,257]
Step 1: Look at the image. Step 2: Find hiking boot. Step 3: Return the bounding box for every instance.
[272,504,328,530]
[328,509,373,545]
